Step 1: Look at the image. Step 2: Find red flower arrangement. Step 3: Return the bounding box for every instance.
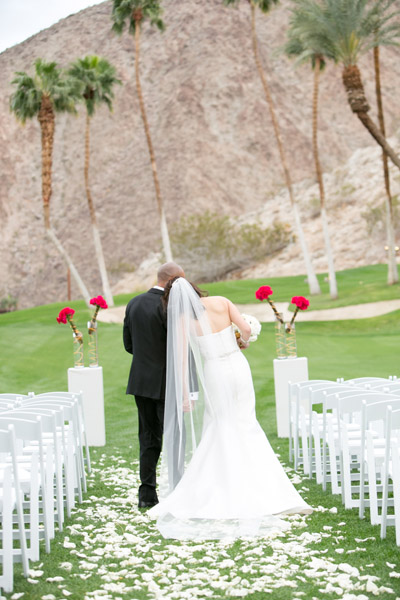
[255,286,309,330]
[57,307,83,343]
[88,295,108,334]
[90,295,108,310]
[287,296,310,332]
[255,286,284,324]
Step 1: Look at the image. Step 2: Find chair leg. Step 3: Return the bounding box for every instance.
[2,468,14,593]
[367,434,379,526]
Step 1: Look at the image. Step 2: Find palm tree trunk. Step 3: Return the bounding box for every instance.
[134,19,173,262]
[38,94,54,229]
[249,2,320,294]
[342,64,400,171]
[38,95,91,306]
[46,228,91,306]
[312,57,338,299]
[84,112,115,306]
[373,47,398,285]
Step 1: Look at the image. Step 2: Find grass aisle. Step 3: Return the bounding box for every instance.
[1,271,400,599]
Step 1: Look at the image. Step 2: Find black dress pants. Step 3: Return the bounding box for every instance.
[135,395,165,503]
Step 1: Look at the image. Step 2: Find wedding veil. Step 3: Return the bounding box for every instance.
[158,277,212,499]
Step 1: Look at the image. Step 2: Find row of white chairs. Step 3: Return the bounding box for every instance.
[0,391,91,592]
[289,376,400,546]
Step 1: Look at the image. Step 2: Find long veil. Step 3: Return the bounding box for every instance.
[158,277,212,500]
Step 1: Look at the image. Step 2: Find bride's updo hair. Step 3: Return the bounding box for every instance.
[162,276,208,311]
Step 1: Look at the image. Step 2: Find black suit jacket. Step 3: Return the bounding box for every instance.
[123,288,167,400]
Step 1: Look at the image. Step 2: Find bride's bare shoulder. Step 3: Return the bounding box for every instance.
[200,296,230,307]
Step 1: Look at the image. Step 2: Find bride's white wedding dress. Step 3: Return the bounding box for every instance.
[149,285,311,540]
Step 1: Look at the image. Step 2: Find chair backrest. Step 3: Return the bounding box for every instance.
[364,399,400,427]
[289,380,336,401]
[291,380,335,389]
[369,382,400,392]
[0,393,27,401]
[0,426,15,453]
[325,391,400,413]
[0,400,15,410]
[0,425,25,502]
[344,377,393,385]
[20,399,76,420]
[311,385,359,406]
[2,408,58,426]
[385,407,400,439]
[0,416,42,440]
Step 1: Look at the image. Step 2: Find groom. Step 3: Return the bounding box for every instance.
[123,261,185,508]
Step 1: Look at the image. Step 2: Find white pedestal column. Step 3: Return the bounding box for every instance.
[273,357,309,438]
[68,366,106,446]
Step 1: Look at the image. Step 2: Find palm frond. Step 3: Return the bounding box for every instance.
[10,59,78,121]
[111,0,165,35]
[286,0,400,67]
[68,55,121,117]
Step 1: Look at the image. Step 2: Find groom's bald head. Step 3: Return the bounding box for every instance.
[157,262,185,287]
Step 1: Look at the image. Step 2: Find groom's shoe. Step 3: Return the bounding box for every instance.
[138,499,158,509]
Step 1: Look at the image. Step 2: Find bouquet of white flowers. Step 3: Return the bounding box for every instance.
[232,313,262,343]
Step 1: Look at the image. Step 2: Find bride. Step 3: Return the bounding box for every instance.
[148,277,312,539]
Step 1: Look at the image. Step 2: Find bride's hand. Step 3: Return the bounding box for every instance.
[235,334,249,350]
[183,399,195,412]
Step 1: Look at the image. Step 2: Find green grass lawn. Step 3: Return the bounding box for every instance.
[1,272,400,599]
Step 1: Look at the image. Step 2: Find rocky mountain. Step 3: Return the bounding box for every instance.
[1,0,400,308]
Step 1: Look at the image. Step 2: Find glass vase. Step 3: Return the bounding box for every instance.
[72,332,84,368]
[274,313,287,359]
[88,321,98,367]
[285,322,297,358]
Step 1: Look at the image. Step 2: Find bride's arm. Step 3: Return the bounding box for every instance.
[227,299,251,347]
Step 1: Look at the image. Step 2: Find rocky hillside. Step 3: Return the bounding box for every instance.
[1,0,400,307]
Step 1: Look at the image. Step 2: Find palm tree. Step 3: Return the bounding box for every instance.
[285,2,338,298]
[224,0,321,294]
[10,59,91,306]
[295,0,400,170]
[68,56,122,307]
[373,44,398,284]
[111,0,173,262]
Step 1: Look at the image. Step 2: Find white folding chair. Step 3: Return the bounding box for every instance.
[380,408,400,543]
[22,398,84,507]
[289,380,335,464]
[26,402,80,515]
[322,390,393,495]
[289,380,338,472]
[4,408,64,534]
[307,385,362,484]
[358,400,400,523]
[0,416,52,555]
[0,425,29,592]
[31,391,91,479]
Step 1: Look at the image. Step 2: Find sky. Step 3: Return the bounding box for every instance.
[0,0,105,53]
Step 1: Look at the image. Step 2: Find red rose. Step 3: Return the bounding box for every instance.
[255,286,273,301]
[56,307,75,324]
[90,295,108,310]
[291,296,309,311]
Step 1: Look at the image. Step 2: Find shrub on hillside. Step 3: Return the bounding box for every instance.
[0,294,17,313]
[171,211,292,281]
[361,197,400,238]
